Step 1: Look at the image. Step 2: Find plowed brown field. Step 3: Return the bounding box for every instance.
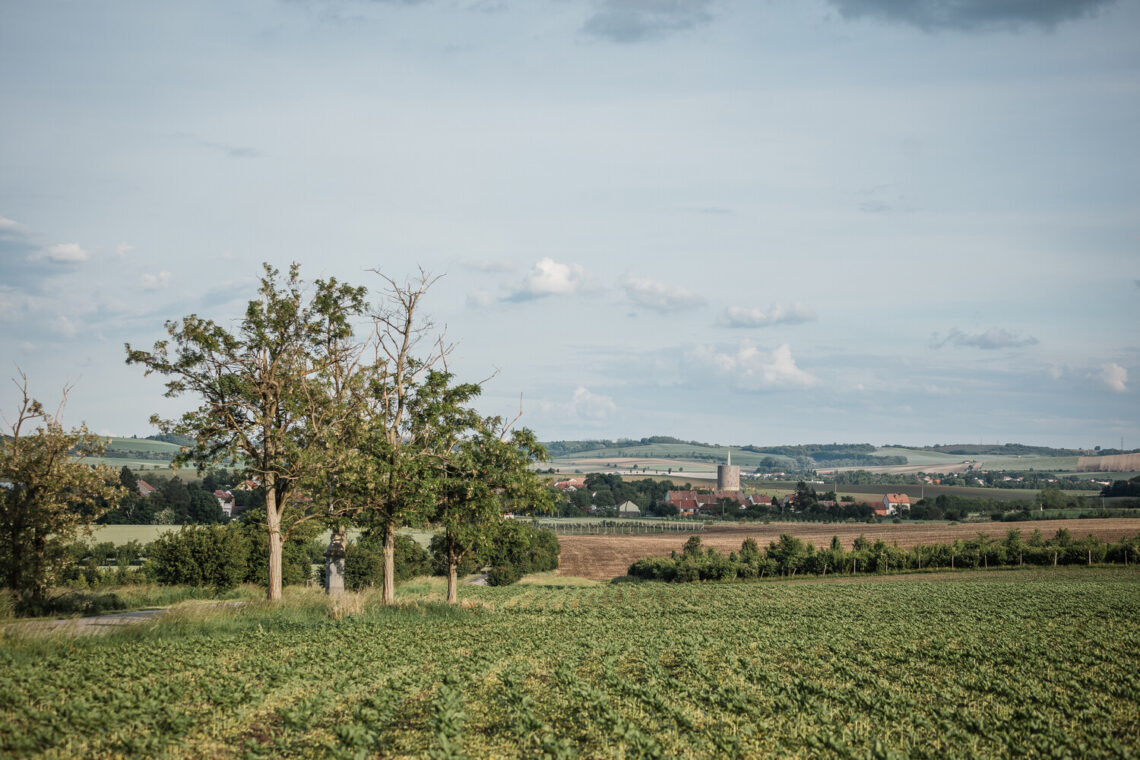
[556,519,1140,580]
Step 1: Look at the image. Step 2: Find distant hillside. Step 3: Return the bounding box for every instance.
[98,436,184,461]
[543,440,904,470]
[545,438,1093,474]
[920,443,1084,457]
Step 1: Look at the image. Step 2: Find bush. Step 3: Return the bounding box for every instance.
[146,525,251,590]
[486,565,523,586]
[343,542,384,591]
[481,521,561,576]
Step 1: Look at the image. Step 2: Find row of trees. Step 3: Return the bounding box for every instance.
[58,519,559,594]
[124,264,551,605]
[628,530,1140,582]
[2,263,549,611]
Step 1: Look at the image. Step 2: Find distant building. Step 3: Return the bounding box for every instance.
[617,500,642,518]
[717,449,741,492]
[137,480,157,498]
[883,493,910,515]
[553,477,587,491]
[214,489,235,517]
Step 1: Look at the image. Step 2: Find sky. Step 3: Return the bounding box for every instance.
[1,0,1138,449]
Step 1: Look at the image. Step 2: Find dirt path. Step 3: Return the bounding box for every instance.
[3,600,247,638]
[3,608,166,637]
[556,518,1140,580]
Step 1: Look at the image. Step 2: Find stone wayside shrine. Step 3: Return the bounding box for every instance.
[325,525,347,595]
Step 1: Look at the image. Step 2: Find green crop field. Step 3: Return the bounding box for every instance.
[2,569,1137,758]
[875,447,966,466]
[99,437,185,454]
[90,525,181,544]
[551,443,793,468]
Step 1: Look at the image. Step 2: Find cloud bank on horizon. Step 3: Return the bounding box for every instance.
[0,0,1137,448]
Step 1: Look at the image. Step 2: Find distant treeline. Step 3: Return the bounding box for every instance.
[543,437,709,457]
[144,433,196,446]
[628,531,1140,583]
[913,443,1140,457]
[101,447,176,461]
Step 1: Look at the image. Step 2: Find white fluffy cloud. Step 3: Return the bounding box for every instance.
[691,342,818,390]
[42,242,90,263]
[623,275,704,313]
[570,386,617,420]
[138,271,172,290]
[1099,363,1128,393]
[505,258,588,301]
[722,303,816,328]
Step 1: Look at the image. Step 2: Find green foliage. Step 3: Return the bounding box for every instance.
[146,525,251,590]
[339,534,432,591]
[126,262,370,599]
[429,533,481,578]
[628,530,1140,582]
[2,572,1137,757]
[1,378,123,612]
[481,522,560,579]
[485,565,523,586]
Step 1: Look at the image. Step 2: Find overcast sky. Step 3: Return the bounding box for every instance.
[2,0,1138,449]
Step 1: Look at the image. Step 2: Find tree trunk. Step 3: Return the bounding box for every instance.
[383,522,396,605]
[266,486,283,601]
[447,551,459,605]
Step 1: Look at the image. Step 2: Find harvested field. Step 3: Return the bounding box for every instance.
[557,518,1140,580]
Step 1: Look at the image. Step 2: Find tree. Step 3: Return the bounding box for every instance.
[126,263,368,600]
[421,374,548,604]
[335,271,453,604]
[187,484,226,524]
[0,375,122,612]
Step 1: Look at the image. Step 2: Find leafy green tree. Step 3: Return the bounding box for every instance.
[421,375,548,604]
[187,485,226,524]
[0,376,123,612]
[334,272,454,604]
[126,263,368,600]
[118,465,138,492]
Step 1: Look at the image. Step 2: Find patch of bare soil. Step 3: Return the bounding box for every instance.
[556,519,1140,580]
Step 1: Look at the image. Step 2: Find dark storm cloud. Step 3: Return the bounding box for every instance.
[828,0,1115,31]
[582,0,714,43]
[929,327,1039,350]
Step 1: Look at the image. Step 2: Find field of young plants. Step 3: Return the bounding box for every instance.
[2,569,1138,758]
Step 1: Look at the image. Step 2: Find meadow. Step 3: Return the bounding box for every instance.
[1,569,1137,758]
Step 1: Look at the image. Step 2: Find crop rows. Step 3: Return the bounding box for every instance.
[1,570,1138,758]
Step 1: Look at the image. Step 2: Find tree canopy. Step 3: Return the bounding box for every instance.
[0,374,122,612]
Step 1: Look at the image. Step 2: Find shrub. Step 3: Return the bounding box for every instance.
[486,565,523,586]
[146,525,250,590]
[480,521,560,577]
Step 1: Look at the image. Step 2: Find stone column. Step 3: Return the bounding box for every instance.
[325,525,347,596]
